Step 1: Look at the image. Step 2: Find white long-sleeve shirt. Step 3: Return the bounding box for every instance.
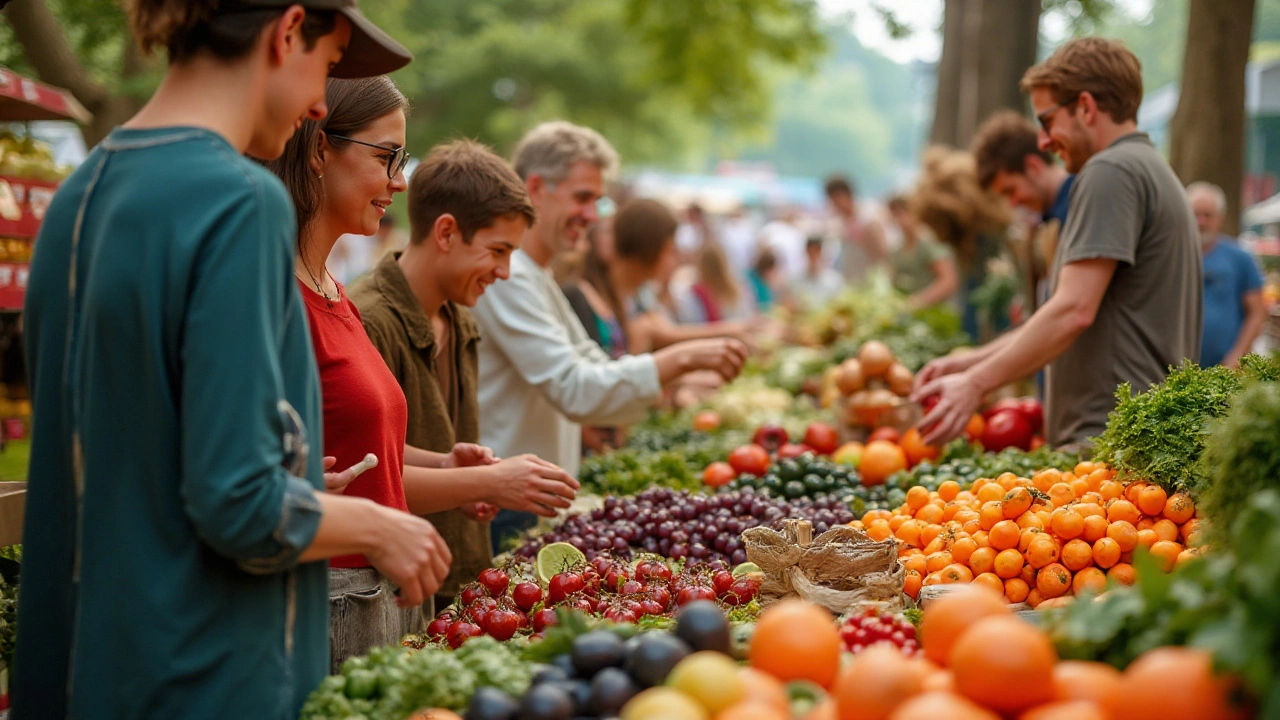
[472,250,662,476]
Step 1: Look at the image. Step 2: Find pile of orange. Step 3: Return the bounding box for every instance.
[849,462,1202,607]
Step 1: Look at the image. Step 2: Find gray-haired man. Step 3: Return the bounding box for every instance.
[472,121,748,549]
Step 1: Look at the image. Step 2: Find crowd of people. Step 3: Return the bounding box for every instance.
[7,1,1270,717]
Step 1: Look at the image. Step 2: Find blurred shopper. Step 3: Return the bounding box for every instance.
[1188,182,1266,368]
[973,110,1075,227]
[914,38,1202,451]
[826,175,888,285]
[472,122,748,549]
[17,2,424,716]
[759,207,807,278]
[746,248,783,313]
[374,213,408,257]
[674,202,711,260]
[348,140,579,614]
[888,196,958,310]
[721,205,761,277]
[789,236,844,311]
[678,241,755,323]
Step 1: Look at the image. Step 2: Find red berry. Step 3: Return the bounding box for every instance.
[532,608,558,632]
[512,582,542,613]
[484,609,520,641]
[478,568,510,597]
[676,586,716,606]
[446,621,481,649]
[547,572,584,604]
[459,583,486,607]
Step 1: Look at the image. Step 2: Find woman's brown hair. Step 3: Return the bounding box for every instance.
[263,76,409,263]
[697,241,741,307]
[129,0,337,64]
[581,198,678,341]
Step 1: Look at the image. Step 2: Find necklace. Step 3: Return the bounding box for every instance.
[297,260,336,302]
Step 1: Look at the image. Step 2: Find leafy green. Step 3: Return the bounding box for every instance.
[300,637,534,719]
[0,572,15,669]
[1092,356,1279,493]
[1197,380,1280,544]
[579,431,746,496]
[1047,489,1280,715]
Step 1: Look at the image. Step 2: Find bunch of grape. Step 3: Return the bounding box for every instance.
[839,608,919,657]
[514,487,856,565]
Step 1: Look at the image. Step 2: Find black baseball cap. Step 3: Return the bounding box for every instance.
[239,0,412,78]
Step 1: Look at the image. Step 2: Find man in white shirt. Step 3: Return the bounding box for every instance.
[472,121,749,548]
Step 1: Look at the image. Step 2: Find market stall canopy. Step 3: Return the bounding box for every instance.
[1244,191,1280,228]
[0,67,91,124]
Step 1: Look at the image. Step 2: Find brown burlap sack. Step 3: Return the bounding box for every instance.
[743,519,905,615]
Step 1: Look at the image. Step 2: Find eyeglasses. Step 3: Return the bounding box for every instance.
[1036,95,1081,133]
[327,133,410,179]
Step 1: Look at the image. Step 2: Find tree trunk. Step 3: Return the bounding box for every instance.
[931,0,1042,149]
[1169,0,1256,236]
[3,0,145,146]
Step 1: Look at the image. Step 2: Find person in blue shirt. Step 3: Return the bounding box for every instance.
[16,2,450,718]
[1188,182,1267,368]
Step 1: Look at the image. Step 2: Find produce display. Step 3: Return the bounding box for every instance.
[0,130,70,182]
[512,488,856,565]
[829,339,922,430]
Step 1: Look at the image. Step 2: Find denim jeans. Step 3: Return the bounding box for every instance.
[328,568,424,673]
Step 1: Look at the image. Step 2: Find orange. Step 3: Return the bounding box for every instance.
[1105,499,1140,525]
[937,480,961,502]
[950,537,978,565]
[716,702,789,720]
[1048,508,1083,540]
[1085,468,1109,491]
[1020,563,1037,587]
[1136,517,1155,531]
[1106,647,1248,720]
[902,555,927,575]
[938,564,974,584]
[1176,548,1201,568]
[993,548,1025,579]
[1106,521,1138,552]
[915,504,944,526]
[967,547,996,576]
[1079,492,1104,506]
[890,515,910,532]
[1069,478,1089,499]
[867,520,892,542]
[738,668,790,713]
[1081,515,1109,543]
[950,616,1057,713]
[1107,563,1136,586]
[1150,540,1183,572]
[1026,588,1045,608]
[970,530,990,548]
[1035,563,1072,599]
[1152,518,1180,543]
[906,484,926,512]
[895,519,923,548]
[997,472,1020,491]
[1032,469,1062,492]
[903,570,923,599]
[1163,492,1195,524]
[1092,537,1121,568]
[860,441,908,486]
[1004,577,1030,603]
[972,572,1005,596]
[1098,480,1123,502]
[1074,502,1104,518]
[942,502,964,523]
[1016,512,1044,531]
[1072,567,1106,595]
[804,699,838,720]
[920,669,953,694]
[920,586,1010,666]
[1052,660,1122,705]
[1181,518,1203,545]
[1018,700,1107,720]
[979,501,1005,531]
[989,520,1020,550]
[888,691,998,720]
[1136,528,1158,549]
[1026,535,1060,569]
[1018,527,1044,554]
[407,712,464,720]
[832,644,926,720]
[1136,484,1168,517]
[1060,539,1094,572]
[1003,487,1034,518]
[1047,483,1074,508]
[1074,461,1096,476]
[749,600,843,688]
[976,483,1005,504]
[920,524,943,550]
[964,413,986,441]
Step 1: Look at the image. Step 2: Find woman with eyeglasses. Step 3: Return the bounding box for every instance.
[265,76,460,670]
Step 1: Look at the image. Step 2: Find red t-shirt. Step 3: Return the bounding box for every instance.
[299,279,409,568]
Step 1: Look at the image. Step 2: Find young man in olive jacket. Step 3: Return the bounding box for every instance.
[350,140,579,614]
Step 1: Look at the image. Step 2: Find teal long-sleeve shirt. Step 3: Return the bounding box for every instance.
[15,127,329,719]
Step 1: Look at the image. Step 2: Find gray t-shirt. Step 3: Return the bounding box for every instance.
[1045,133,1202,448]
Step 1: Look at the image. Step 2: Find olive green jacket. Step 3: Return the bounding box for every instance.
[349,252,490,611]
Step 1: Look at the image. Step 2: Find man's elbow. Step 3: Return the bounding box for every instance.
[1063,301,1099,335]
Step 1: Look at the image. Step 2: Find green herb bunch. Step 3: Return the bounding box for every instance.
[1092,356,1278,493]
[1198,379,1280,544]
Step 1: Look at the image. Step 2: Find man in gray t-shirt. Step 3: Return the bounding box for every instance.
[912,38,1202,450]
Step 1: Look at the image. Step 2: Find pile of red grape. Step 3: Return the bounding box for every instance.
[514,487,856,565]
[839,608,920,657]
[423,557,761,647]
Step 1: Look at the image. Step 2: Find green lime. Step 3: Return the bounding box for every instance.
[536,541,586,584]
[731,562,761,578]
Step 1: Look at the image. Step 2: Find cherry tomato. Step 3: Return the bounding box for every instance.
[727,444,771,476]
[702,462,736,488]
